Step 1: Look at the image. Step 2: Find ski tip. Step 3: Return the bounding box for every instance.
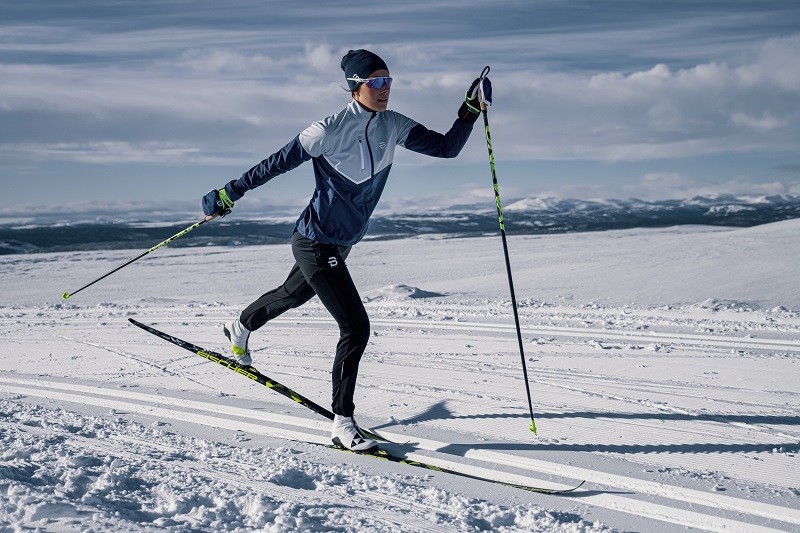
[529,420,538,435]
[61,292,71,300]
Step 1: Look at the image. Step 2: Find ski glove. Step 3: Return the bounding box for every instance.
[458,75,492,124]
[202,181,241,217]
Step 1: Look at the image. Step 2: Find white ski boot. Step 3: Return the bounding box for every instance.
[331,415,378,452]
[223,319,252,366]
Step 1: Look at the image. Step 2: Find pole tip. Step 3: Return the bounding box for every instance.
[62,292,71,300]
[529,420,537,435]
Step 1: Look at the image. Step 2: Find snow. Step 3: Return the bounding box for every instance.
[1,220,799,532]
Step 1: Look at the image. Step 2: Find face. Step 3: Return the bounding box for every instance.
[353,69,390,112]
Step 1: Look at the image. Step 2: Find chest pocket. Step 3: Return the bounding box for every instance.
[323,115,398,185]
[326,136,372,184]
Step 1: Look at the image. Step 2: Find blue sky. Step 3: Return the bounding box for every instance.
[1,0,799,215]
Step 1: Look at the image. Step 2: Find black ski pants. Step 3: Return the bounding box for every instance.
[239,231,369,417]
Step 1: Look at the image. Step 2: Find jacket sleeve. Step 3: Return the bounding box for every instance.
[227,135,313,198]
[400,115,475,159]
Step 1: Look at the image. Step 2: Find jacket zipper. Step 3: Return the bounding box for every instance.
[364,112,376,178]
[358,136,365,171]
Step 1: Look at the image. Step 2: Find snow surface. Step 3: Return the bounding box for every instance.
[1,221,799,532]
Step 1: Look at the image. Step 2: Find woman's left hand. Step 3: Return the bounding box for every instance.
[465,76,492,113]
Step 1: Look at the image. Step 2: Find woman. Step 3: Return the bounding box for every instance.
[202,49,491,451]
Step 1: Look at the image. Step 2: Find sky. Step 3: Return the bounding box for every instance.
[1,0,799,215]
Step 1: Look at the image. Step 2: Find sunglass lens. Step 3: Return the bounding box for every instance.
[367,77,391,89]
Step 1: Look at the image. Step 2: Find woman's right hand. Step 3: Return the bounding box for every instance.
[202,184,238,216]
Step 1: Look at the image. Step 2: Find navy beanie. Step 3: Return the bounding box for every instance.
[341,49,388,91]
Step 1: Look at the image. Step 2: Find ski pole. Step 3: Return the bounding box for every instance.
[62,212,223,300]
[478,66,538,434]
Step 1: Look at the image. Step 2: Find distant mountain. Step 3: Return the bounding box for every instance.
[3,195,800,254]
[367,194,800,238]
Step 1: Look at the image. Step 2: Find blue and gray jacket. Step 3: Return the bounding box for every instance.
[225,100,477,246]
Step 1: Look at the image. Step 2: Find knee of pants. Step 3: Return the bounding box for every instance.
[339,316,370,346]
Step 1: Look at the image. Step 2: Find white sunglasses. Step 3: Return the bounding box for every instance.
[346,76,393,89]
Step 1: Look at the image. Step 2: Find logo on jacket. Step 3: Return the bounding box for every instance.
[378,141,387,150]
[327,256,339,268]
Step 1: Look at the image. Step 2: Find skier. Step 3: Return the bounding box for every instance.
[202,49,491,451]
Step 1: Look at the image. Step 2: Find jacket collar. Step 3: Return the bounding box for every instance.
[348,100,379,122]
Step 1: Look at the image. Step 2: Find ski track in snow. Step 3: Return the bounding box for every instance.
[2,228,800,532]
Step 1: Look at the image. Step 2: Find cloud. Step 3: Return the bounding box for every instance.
[0,141,241,165]
[303,43,338,72]
[474,34,800,162]
[772,163,800,174]
[3,16,799,166]
[729,112,785,131]
[375,186,497,215]
[533,174,800,202]
[178,49,279,76]
[1,2,799,206]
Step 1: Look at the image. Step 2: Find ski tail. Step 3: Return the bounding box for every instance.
[128,318,335,421]
[358,448,584,495]
[129,318,391,441]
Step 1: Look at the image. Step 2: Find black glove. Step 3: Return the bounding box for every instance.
[202,181,241,217]
[458,76,492,123]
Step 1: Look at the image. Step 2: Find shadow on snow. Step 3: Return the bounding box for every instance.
[382,401,800,455]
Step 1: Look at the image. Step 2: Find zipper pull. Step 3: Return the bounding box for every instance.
[358,135,365,171]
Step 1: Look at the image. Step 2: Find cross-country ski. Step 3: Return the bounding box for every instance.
[128,318,585,496]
